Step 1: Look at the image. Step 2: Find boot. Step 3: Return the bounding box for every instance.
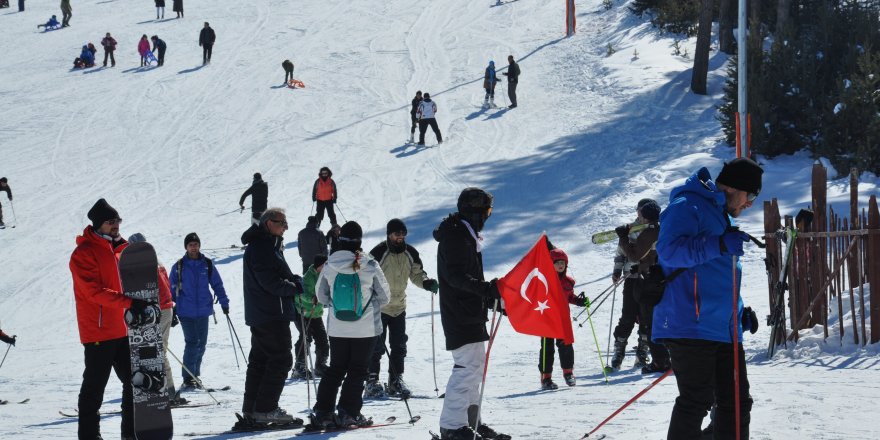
[386,375,411,398]
[540,374,558,390]
[562,369,576,387]
[440,426,482,440]
[290,362,313,380]
[635,335,650,367]
[313,362,329,378]
[610,337,627,370]
[310,409,336,429]
[363,377,386,399]
[252,407,301,425]
[476,423,511,440]
[489,97,495,108]
[336,408,372,427]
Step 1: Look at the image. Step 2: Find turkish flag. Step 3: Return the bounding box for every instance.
[497,234,575,345]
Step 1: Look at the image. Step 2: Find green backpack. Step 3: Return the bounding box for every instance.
[331,273,374,321]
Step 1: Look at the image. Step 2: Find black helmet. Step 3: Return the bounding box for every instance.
[457,187,493,231]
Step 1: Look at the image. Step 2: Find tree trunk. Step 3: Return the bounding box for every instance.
[691,0,713,95]
[719,0,735,54]
[776,0,791,31]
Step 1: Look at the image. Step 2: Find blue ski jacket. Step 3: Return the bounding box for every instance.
[652,167,744,344]
[169,254,229,318]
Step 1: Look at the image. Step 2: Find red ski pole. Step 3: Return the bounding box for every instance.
[580,368,673,438]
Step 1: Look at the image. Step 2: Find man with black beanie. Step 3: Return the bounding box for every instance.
[239,173,268,226]
[653,157,763,439]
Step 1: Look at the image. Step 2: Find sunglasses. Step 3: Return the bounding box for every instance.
[746,192,758,202]
[104,218,122,225]
[269,219,289,227]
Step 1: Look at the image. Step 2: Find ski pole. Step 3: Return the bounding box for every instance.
[731,255,741,440]
[580,368,672,438]
[604,281,619,369]
[298,309,318,416]
[225,315,240,369]
[335,203,348,223]
[431,292,439,396]
[472,299,503,440]
[578,276,626,326]
[165,348,220,405]
[310,201,316,216]
[216,207,241,217]
[584,299,609,383]
[226,315,248,365]
[0,344,11,371]
[9,200,16,227]
[574,277,623,325]
[382,343,418,424]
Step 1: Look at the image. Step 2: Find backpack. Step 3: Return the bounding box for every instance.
[633,265,685,306]
[330,272,374,321]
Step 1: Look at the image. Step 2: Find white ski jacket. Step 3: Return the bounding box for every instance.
[316,250,390,338]
[417,99,437,119]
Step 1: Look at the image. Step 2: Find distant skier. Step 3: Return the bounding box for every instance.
[483,61,499,107]
[199,22,216,65]
[311,167,338,227]
[408,90,422,143]
[282,59,294,84]
[151,35,166,66]
[138,34,151,67]
[0,320,16,347]
[60,0,71,27]
[101,32,117,67]
[0,177,11,228]
[297,216,327,273]
[416,92,442,146]
[154,0,164,19]
[173,0,183,18]
[501,55,520,108]
[36,15,60,30]
[239,172,268,226]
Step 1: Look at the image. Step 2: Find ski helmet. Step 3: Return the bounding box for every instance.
[457,187,493,231]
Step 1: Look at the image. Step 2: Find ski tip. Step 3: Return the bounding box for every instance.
[409,415,422,424]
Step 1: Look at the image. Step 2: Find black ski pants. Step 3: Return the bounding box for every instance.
[243,320,293,413]
[664,339,752,440]
[613,278,647,340]
[62,10,71,27]
[638,301,669,366]
[78,337,133,440]
[538,337,574,374]
[418,118,442,144]
[202,43,213,64]
[410,113,417,135]
[507,79,518,106]
[293,312,329,366]
[102,49,115,67]
[314,336,376,416]
[156,48,165,66]
[284,67,294,83]
[369,312,407,379]
[315,200,336,226]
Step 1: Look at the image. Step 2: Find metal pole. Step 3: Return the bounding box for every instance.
[737,0,747,158]
[166,348,220,405]
[431,293,439,396]
[226,315,240,369]
[0,344,11,371]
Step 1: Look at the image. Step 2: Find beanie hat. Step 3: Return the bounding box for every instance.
[313,254,328,268]
[715,157,763,196]
[87,198,120,228]
[549,248,568,264]
[386,218,407,236]
[253,172,262,181]
[639,201,661,223]
[307,215,318,226]
[0,177,6,183]
[184,232,201,248]
[337,221,363,252]
[424,93,430,99]
[128,233,146,244]
[637,198,656,209]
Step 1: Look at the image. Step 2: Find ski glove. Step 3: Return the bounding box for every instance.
[612,269,622,283]
[423,278,439,294]
[719,230,750,257]
[615,224,631,240]
[171,307,179,327]
[291,275,304,294]
[575,292,590,308]
[222,306,229,315]
[0,332,15,346]
[487,278,502,300]
[742,306,759,334]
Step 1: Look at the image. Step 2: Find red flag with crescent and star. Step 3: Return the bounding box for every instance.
[496,234,575,345]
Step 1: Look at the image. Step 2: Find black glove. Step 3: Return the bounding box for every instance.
[615,224,631,240]
[222,306,230,315]
[130,298,149,316]
[630,264,639,274]
[575,292,589,308]
[171,307,179,327]
[0,332,15,346]
[423,279,439,294]
[742,306,759,334]
[488,278,501,300]
[291,275,304,293]
[612,269,622,283]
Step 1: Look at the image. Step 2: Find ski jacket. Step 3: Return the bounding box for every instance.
[282,60,294,72]
[239,178,268,214]
[0,184,10,200]
[410,96,422,115]
[316,250,390,338]
[613,219,656,276]
[80,46,94,65]
[158,265,173,310]
[173,0,183,13]
[311,177,336,202]
[370,240,430,317]
[70,226,132,344]
[241,224,303,327]
[199,27,216,46]
[155,0,165,6]
[60,0,71,14]
[137,39,150,56]
[505,61,520,83]
[296,265,324,319]
[417,99,437,120]
[549,248,579,306]
[101,36,117,50]
[297,219,327,267]
[169,254,229,318]
[433,213,496,350]
[484,63,498,89]
[152,38,166,52]
[652,167,744,344]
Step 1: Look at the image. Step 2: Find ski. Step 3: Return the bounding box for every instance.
[767,208,814,359]
[0,398,28,405]
[591,223,649,245]
[183,412,305,436]
[60,402,214,418]
[180,385,231,393]
[429,426,517,440]
[296,416,419,436]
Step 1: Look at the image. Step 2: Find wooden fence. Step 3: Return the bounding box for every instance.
[763,163,880,347]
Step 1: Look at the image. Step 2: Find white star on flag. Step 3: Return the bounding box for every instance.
[534,300,550,314]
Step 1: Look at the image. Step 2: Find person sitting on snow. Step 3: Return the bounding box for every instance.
[37,15,60,30]
[80,45,95,67]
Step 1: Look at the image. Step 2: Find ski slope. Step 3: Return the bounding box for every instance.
[1,0,879,438]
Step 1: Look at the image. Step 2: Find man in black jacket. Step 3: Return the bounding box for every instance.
[0,177,11,228]
[434,188,509,440]
[240,208,304,426]
[502,55,520,108]
[199,22,215,64]
[408,90,422,143]
[296,215,327,273]
[239,173,268,226]
[150,35,166,66]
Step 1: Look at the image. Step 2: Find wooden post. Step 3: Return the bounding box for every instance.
[848,169,860,290]
[810,163,827,327]
[868,196,880,343]
[845,217,859,344]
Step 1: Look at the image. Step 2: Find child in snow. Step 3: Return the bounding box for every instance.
[79,45,95,68]
[483,60,499,106]
[291,254,330,379]
[538,247,588,390]
[138,35,151,66]
[37,15,60,30]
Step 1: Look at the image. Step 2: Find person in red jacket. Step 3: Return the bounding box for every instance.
[70,199,152,440]
[311,167,338,227]
[537,248,588,390]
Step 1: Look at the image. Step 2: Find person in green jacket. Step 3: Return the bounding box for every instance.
[292,254,330,379]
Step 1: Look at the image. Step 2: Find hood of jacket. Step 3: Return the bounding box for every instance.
[433,213,463,243]
[325,249,371,275]
[669,167,726,209]
[241,223,282,248]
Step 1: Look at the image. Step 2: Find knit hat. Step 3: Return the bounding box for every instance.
[716,157,763,196]
[339,221,362,241]
[637,198,655,209]
[0,177,6,183]
[184,232,201,248]
[128,233,147,244]
[253,172,262,181]
[386,218,407,236]
[313,254,328,268]
[549,248,568,264]
[639,200,661,223]
[87,198,120,228]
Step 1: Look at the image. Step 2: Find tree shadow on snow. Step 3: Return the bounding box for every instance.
[178,65,206,75]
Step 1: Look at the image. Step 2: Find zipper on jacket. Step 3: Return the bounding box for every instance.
[693,272,700,322]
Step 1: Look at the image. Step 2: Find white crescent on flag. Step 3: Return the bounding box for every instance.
[519,267,549,304]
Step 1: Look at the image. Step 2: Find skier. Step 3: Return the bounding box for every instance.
[169,232,230,389]
[60,0,71,27]
[282,59,294,84]
[311,167,338,227]
[173,0,183,18]
[101,33,117,67]
[501,55,520,108]
[154,0,164,19]
[291,254,330,379]
[364,218,438,399]
[0,320,16,347]
[326,223,342,254]
[408,90,422,143]
[483,61,499,107]
[0,177,10,228]
[607,199,657,371]
[70,199,144,440]
[312,221,391,428]
[416,92,442,145]
[653,157,763,439]
[538,248,588,390]
[199,22,216,65]
[239,172,268,226]
[297,215,328,273]
[138,35,151,67]
[434,188,509,440]
[36,15,60,30]
[240,208,304,425]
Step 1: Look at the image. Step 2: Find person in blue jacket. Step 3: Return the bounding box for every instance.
[79,44,95,67]
[37,15,60,30]
[652,157,763,440]
[170,232,230,388]
[483,60,499,107]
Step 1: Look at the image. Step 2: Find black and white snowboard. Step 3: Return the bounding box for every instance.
[120,242,173,440]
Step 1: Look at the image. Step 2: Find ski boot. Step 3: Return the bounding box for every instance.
[563,369,576,387]
[540,375,558,390]
[609,337,627,370]
[476,423,511,440]
[336,409,372,427]
[313,362,329,378]
[290,362,313,380]
[252,407,301,425]
[483,96,489,108]
[439,426,483,440]
[407,134,414,144]
[310,409,337,429]
[386,375,412,398]
[488,97,496,108]
[180,377,203,390]
[363,377,386,399]
[634,335,650,368]
[642,358,671,374]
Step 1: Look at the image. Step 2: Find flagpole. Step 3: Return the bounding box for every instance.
[473,299,503,440]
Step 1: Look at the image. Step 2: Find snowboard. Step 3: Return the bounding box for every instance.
[120,242,173,440]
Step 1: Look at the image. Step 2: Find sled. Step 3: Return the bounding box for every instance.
[143,50,158,66]
[287,79,306,89]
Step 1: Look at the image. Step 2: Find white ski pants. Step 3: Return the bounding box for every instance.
[439,341,486,430]
[160,307,176,393]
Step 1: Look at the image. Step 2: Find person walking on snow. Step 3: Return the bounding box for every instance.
[199,22,216,65]
[408,90,422,143]
[311,221,391,428]
[151,35,166,66]
[483,61,499,107]
[501,55,519,108]
[60,0,71,27]
[169,232,230,389]
[538,248,588,390]
[653,157,763,439]
[291,254,330,379]
[173,0,183,18]
[239,172,268,226]
[434,188,509,440]
[282,59,294,84]
[101,33,117,67]
[416,92,442,146]
[363,218,438,399]
[0,177,11,228]
[311,167,338,227]
[138,35,151,67]
[297,216,328,274]
[154,0,164,19]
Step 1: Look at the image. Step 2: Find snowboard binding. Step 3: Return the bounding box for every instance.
[125,303,161,327]
[132,370,166,393]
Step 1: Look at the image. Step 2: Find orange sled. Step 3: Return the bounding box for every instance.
[287,79,305,88]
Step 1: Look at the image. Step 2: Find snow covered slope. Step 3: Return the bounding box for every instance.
[1,0,878,438]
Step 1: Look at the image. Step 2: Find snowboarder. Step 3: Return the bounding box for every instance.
[416,92,442,145]
[0,320,16,347]
[101,32,117,67]
[60,0,71,27]
[364,218,438,399]
[653,157,763,439]
[169,232,230,389]
[138,34,151,67]
[326,223,342,254]
[172,0,183,18]
[154,0,164,19]
[0,177,10,228]
[311,167,338,227]
[434,187,508,440]
[282,59,294,84]
[408,90,422,143]
[36,15,60,30]
[538,247,588,390]
[240,208,304,425]
[297,216,328,274]
[483,61,499,107]
[239,172,268,226]
[291,254,330,379]
[312,221,391,428]
[150,35,166,66]
[199,22,215,65]
[501,55,519,108]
